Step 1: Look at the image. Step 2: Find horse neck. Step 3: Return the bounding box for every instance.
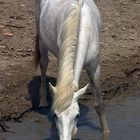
[56,4,81,88]
[57,45,76,87]
[52,2,82,113]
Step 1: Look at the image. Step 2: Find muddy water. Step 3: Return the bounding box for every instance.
[0,93,140,140]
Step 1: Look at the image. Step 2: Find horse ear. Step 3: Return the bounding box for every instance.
[74,84,89,100]
[49,82,57,95]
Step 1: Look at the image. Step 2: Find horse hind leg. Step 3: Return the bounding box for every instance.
[86,65,110,133]
[39,44,49,107]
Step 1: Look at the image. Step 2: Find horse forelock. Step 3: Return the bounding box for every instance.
[52,82,78,113]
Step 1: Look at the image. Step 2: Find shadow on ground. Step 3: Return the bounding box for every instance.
[28,76,56,109]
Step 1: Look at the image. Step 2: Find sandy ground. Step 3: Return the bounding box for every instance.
[0,0,140,118]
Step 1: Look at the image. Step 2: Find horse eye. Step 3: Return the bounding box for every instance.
[53,113,58,119]
[75,114,80,120]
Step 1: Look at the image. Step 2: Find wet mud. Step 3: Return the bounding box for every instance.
[0,92,140,140]
[0,0,140,116]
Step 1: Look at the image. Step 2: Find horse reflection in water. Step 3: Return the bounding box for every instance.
[35,0,110,139]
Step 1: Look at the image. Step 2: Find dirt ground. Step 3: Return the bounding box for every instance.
[0,0,140,118]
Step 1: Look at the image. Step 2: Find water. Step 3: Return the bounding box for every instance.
[0,93,140,140]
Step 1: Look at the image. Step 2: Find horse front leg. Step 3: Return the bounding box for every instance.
[87,64,110,133]
[39,45,49,107]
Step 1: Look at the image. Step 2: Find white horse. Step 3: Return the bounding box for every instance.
[35,0,110,139]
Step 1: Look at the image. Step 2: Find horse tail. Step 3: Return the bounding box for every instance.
[33,30,40,69]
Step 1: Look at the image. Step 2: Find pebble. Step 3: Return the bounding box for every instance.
[130,37,135,41]
[16,48,23,52]
[20,4,26,7]
[0,45,7,49]
[4,32,13,37]
[112,34,117,38]
[0,25,4,28]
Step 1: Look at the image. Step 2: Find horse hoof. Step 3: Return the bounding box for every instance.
[103,129,110,134]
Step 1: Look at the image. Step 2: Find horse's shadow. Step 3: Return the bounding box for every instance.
[28,76,108,140]
[28,76,56,109]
